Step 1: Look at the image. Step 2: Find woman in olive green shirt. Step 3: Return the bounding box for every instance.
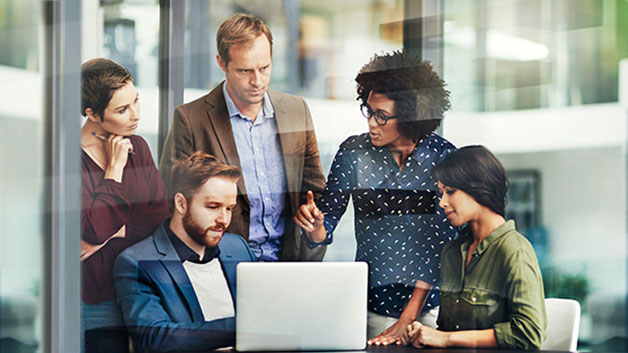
[404,145,547,350]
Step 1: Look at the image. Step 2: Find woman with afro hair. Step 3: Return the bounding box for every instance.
[295,50,457,345]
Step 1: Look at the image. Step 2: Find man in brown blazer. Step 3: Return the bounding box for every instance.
[159,13,326,261]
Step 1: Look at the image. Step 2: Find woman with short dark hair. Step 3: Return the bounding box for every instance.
[80,58,170,353]
[295,50,457,345]
[404,145,547,350]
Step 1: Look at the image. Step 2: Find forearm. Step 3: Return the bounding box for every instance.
[446,329,498,348]
[400,280,431,322]
[305,224,328,243]
[131,317,235,353]
[104,162,125,183]
[81,184,131,244]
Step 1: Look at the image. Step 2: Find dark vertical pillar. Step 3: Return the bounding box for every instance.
[158,0,185,157]
[187,0,211,89]
[283,0,301,94]
[404,0,446,132]
[403,0,423,58]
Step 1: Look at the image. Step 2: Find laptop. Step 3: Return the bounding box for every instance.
[236,262,368,351]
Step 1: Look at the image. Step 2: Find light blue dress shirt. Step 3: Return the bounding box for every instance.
[223,83,288,261]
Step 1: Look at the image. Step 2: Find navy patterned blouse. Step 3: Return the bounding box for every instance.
[310,133,457,318]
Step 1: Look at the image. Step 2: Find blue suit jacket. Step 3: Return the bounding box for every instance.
[113,221,256,353]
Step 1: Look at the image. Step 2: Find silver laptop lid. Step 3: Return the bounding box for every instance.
[236,262,368,351]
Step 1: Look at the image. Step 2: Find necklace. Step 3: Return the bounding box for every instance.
[81,143,108,170]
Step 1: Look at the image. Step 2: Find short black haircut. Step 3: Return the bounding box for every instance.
[434,145,509,217]
[355,50,451,142]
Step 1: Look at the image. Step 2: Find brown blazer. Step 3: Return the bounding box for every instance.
[159,82,326,261]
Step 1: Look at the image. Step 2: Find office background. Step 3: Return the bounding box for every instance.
[1,0,627,352]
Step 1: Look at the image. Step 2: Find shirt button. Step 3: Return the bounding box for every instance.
[260,172,265,177]
[455,324,460,329]
[264,197,269,201]
[472,297,477,302]
[256,147,260,152]
[455,299,459,303]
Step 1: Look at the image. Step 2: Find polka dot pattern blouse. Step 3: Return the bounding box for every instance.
[309,133,457,318]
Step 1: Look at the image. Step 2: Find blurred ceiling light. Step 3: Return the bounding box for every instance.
[444,21,549,62]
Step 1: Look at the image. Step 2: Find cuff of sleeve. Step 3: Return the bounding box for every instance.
[97,178,129,199]
[493,321,513,349]
[303,229,332,249]
[99,177,124,190]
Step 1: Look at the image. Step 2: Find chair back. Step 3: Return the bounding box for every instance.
[542,298,581,351]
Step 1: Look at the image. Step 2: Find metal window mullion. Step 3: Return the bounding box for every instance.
[158,0,185,158]
[420,0,444,75]
[43,1,82,353]
[403,0,445,133]
[283,0,301,93]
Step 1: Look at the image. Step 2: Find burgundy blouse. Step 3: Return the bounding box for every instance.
[81,135,170,304]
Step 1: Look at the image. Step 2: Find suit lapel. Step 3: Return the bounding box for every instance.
[218,248,237,301]
[205,83,249,205]
[154,226,205,322]
[270,90,306,220]
[269,89,301,205]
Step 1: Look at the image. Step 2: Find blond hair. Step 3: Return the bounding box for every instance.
[216,13,273,65]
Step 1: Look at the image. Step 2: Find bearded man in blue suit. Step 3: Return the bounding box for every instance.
[114,151,256,353]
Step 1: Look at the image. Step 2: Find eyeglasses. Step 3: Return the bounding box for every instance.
[360,103,398,126]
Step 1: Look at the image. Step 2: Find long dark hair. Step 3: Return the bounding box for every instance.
[434,145,509,217]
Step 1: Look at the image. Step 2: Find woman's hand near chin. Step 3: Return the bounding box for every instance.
[104,134,134,183]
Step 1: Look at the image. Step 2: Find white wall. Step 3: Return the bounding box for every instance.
[499,147,627,296]
[440,101,628,342]
[443,103,627,154]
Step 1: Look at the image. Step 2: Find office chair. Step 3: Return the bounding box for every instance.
[542,298,581,351]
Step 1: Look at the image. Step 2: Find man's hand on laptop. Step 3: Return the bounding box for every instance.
[367,317,414,346]
[294,190,326,243]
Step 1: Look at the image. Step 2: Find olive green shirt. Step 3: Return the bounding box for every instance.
[437,220,547,349]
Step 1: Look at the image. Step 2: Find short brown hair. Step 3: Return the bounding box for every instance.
[81,58,133,121]
[169,151,241,211]
[216,13,273,66]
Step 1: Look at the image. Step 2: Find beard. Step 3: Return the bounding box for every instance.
[182,211,226,248]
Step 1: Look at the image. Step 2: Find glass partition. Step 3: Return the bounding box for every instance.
[3,0,628,351]
[443,0,628,112]
[0,1,44,352]
[442,0,628,349]
[182,0,406,260]
[97,0,162,160]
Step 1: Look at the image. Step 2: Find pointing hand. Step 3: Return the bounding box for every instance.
[294,191,325,239]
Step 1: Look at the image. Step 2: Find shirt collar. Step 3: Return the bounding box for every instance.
[460,220,516,256]
[165,218,220,264]
[222,81,274,121]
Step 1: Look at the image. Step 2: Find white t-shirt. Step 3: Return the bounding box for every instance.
[183,258,235,321]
